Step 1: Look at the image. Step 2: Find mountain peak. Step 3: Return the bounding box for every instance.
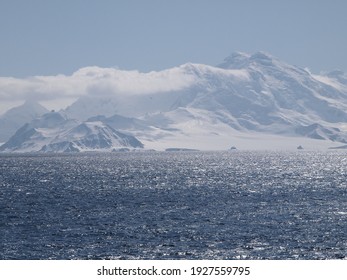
[3,100,48,117]
[218,51,250,69]
[0,100,49,142]
[40,111,66,122]
[31,111,67,129]
[23,99,41,106]
[249,51,274,63]
[218,51,278,69]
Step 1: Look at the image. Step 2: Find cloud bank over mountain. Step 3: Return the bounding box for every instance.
[0,66,199,113]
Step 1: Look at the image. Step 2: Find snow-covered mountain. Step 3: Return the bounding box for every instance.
[2,51,347,151]
[0,111,143,152]
[61,52,347,147]
[0,100,49,142]
[166,52,347,142]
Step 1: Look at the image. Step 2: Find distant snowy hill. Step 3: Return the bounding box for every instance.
[0,112,143,152]
[0,101,49,142]
[2,51,347,151]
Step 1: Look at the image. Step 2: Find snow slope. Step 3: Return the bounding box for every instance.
[137,52,347,148]
[0,112,143,152]
[62,52,347,147]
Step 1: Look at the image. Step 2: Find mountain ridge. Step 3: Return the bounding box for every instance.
[0,111,143,152]
[1,51,347,151]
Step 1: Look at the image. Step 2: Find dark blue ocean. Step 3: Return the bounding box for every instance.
[1,151,347,259]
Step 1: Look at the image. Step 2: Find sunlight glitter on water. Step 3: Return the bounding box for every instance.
[1,151,347,259]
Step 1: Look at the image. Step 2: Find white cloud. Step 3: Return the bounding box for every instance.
[0,75,83,101]
[75,66,197,96]
[0,66,197,114]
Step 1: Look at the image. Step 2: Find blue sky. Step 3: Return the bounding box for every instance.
[1,0,347,77]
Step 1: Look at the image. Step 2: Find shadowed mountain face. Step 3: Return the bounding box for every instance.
[0,101,49,142]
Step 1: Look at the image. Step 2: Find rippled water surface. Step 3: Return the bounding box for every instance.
[1,151,347,259]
